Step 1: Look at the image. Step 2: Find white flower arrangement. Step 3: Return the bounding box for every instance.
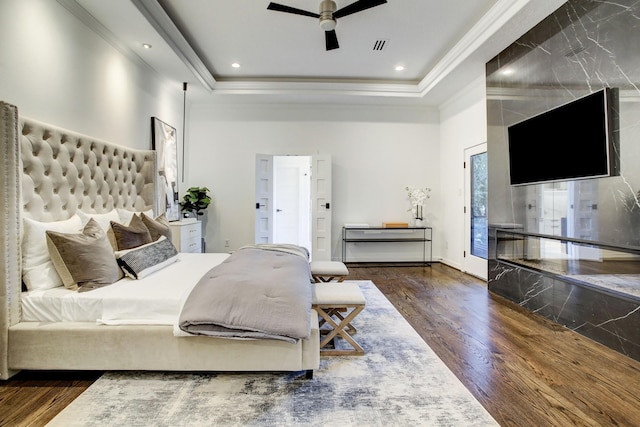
[405,186,431,220]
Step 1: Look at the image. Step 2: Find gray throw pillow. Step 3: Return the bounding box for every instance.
[110,213,153,250]
[46,218,123,291]
[141,212,172,241]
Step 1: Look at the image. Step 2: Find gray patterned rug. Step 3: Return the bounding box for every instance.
[47,281,498,427]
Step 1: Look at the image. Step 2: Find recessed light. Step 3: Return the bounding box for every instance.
[231,62,241,68]
[501,67,515,76]
[142,43,152,49]
[395,65,405,71]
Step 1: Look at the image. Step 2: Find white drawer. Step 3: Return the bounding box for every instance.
[182,239,202,253]
[169,220,203,253]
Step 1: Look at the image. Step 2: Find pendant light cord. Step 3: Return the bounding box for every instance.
[182,82,187,182]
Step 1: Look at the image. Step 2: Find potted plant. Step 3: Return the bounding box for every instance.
[179,187,212,219]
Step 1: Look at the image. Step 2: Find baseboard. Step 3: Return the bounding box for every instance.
[439,258,462,271]
[346,261,438,268]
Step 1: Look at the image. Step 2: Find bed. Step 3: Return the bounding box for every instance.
[0,101,319,380]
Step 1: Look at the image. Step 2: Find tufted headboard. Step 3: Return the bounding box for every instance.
[0,101,157,378]
[20,117,156,221]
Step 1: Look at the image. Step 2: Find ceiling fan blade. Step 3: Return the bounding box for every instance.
[334,0,387,19]
[325,30,339,50]
[267,2,320,18]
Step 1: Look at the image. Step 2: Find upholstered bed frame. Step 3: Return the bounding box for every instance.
[0,101,319,380]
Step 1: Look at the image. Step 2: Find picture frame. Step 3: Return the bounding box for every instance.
[151,117,180,221]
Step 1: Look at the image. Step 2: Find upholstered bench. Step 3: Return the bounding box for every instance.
[312,282,365,356]
[310,261,349,283]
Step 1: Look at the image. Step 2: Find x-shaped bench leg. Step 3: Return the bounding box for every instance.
[312,275,346,283]
[318,308,357,334]
[315,304,365,356]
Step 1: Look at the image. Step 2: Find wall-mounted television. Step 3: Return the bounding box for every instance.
[507,88,619,186]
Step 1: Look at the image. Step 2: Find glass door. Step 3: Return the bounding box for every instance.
[464,143,487,280]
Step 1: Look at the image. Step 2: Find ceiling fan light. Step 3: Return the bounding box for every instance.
[319,17,336,31]
[319,0,337,31]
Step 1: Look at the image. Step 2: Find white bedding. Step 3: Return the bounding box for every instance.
[21,253,230,325]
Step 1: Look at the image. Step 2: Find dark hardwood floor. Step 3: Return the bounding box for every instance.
[349,263,640,426]
[0,370,100,427]
[1,263,639,426]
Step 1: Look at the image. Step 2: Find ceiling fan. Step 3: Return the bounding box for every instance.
[267,0,388,51]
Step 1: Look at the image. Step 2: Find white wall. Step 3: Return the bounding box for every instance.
[0,0,491,268]
[439,74,487,271]
[0,0,183,153]
[185,103,441,260]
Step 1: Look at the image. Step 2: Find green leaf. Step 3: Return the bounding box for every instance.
[179,186,212,214]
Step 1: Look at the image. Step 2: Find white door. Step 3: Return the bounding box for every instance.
[311,155,332,261]
[464,143,488,280]
[567,181,601,261]
[273,156,312,253]
[539,183,568,259]
[255,154,274,244]
[274,160,301,244]
[255,154,331,260]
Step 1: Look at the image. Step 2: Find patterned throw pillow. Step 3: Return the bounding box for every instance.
[115,236,179,279]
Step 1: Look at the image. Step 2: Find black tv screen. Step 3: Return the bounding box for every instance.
[507,88,618,186]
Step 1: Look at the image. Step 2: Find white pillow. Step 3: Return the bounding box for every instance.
[117,208,154,226]
[22,215,83,290]
[76,209,121,231]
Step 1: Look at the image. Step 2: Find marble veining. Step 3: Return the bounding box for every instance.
[490,259,640,360]
[487,0,640,361]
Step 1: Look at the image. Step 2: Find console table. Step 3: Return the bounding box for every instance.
[342,226,432,265]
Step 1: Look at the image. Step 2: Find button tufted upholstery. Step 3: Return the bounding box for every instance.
[1,101,157,378]
[19,119,156,222]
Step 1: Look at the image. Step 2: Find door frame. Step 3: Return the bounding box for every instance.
[255,154,332,261]
[463,142,488,280]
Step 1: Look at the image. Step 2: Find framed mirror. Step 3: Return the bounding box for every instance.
[152,117,180,221]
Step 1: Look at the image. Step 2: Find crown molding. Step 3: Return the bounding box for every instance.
[130,0,216,92]
[129,0,522,101]
[418,0,531,97]
[210,80,423,99]
[60,0,544,103]
[56,0,158,78]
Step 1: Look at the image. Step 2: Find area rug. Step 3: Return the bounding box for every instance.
[46,281,498,427]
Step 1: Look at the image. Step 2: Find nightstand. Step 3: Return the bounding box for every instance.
[169,219,202,253]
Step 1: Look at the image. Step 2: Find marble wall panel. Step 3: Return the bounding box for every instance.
[491,259,640,360]
[487,0,640,361]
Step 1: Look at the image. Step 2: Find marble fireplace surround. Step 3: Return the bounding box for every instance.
[486,0,640,362]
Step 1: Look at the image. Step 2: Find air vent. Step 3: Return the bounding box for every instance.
[564,45,587,57]
[373,39,388,51]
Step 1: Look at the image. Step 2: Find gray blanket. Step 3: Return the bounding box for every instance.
[178,244,313,343]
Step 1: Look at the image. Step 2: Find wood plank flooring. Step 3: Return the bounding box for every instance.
[348,263,640,426]
[1,263,639,426]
